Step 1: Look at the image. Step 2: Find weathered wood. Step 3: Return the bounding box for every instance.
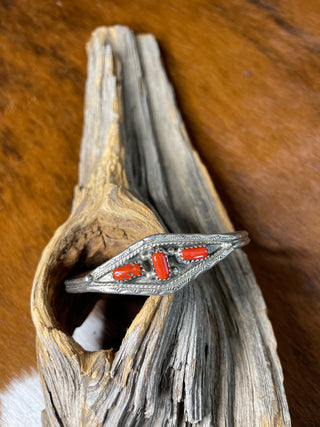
[31,26,290,426]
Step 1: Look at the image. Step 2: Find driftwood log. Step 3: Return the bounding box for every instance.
[31,26,291,426]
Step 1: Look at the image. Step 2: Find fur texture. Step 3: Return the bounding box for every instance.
[0,305,105,426]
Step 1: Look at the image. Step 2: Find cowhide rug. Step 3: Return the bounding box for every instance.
[0,305,105,426]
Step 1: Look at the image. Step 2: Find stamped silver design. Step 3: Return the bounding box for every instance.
[65,231,249,296]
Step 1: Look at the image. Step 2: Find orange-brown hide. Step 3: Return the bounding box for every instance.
[0,1,319,425]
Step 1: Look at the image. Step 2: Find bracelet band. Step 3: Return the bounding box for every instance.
[65,231,249,296]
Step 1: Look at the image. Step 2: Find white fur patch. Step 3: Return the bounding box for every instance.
[0,369,43,427]
[72,300,106,351]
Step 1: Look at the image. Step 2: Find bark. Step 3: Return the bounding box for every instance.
[31,26,290,426]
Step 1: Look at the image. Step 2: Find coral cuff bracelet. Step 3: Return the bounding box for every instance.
[65,231,249,296]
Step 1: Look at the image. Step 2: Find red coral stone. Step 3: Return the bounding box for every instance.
[181,246,208,261]
[113,263,142,281]
[152,252,170,280]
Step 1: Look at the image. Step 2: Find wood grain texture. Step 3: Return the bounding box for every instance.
[0,1,319,425]
[31,26,290,425]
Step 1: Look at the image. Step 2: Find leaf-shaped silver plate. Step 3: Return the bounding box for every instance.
[65,231,249,296]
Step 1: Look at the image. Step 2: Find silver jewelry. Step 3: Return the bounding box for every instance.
[65,231,249,296]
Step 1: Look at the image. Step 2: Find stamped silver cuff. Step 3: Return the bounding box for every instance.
[65,231,249,296]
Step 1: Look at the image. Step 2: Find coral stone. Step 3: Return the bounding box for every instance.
[113,263,142,281]
[152,252,170,280]
[181,246,208,261]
